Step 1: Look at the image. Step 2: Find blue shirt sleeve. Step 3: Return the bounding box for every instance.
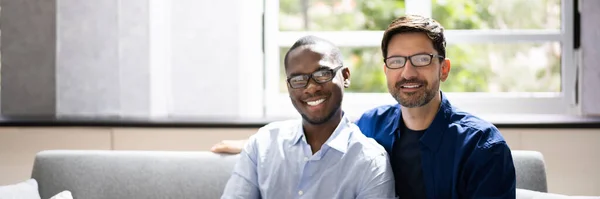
[462,128,516,199]
[356,151,398,199]
[221,135,262,199]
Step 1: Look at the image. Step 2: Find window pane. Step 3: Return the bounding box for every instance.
[432,0,561,30]
[278,42,561,93]
[279,0,405,31]
[443,42,561,92]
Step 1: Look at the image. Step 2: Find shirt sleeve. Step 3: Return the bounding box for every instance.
[462,129,517,199]
[356,152,398,199]
[220,134,261,199]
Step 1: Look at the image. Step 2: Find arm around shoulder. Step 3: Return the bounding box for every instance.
[356,151,397,199]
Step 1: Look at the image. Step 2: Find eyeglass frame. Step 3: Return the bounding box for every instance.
[286,65,344,89]
[384,53,445,69]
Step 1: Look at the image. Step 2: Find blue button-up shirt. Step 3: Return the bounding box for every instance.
[221,116,397,199]
[356,92,516,199]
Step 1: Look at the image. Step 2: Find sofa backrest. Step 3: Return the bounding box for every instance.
[513,150,548,192]
[31,150,240,199]
[31,150,548,199]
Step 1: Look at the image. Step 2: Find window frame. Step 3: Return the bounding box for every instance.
[263,0,577,119]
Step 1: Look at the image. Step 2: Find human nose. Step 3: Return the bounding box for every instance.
[401,61,418,80]
[304,77,322,94]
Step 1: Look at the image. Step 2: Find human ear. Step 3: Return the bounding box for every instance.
[342,67,351,88]
[440,58,451,81]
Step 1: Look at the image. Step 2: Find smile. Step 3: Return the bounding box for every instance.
[400,84,423,88]
[305,98,326,106]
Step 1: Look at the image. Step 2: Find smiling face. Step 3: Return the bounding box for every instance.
[384,32,450,108]
[285,45,349,125]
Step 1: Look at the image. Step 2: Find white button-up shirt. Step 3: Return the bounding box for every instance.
[221,116,396,199]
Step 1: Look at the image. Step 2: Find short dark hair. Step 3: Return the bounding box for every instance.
[381,15,446,59]
[283,35,343,69]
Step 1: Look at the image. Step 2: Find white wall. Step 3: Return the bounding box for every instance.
[0,0,264,118]
[579,0,600,116]
[166,0,264,117]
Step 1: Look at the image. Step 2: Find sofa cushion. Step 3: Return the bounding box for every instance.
[31,150,240,199]
[49,190,73,199]
[0,179,41,199]
[0,179,71,199]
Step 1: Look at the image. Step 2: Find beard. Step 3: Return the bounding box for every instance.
[291,92,343,125]
[389,78,439,108]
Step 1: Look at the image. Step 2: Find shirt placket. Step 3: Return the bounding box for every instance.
[296,142,315,198]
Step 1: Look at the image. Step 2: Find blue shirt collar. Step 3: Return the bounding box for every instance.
[390,91,452,152]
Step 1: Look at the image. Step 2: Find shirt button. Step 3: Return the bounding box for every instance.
[304,157,309,161]
[298,190,303,195]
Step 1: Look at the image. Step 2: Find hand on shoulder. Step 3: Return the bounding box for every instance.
[210,139,247,154]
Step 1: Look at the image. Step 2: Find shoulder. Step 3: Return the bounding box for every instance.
[257,119,299,133]
[357,104,399,122]
[248,119,300,145]
[345,125,392,186]
[346,124,390,164]
[355,104,400,133]
[446,109,515,175]
[448,108,507,149]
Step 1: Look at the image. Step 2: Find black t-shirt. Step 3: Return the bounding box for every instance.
[391,124,427,199]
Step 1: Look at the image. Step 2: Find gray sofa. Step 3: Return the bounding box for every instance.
[26,150,579,199]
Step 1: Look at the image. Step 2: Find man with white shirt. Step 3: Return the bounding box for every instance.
[220,36,396,199]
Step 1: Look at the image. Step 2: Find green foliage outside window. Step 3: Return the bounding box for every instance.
[278,0,561,93]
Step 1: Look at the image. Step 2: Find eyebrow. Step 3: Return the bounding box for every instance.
[317,66,332,70]
[387,52,431,58]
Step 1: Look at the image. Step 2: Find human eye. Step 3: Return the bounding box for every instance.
[289,75,308,87]
[313,70,333,81]
[386,57,406,68]
[419,55,432,61]
[413,55,431,65]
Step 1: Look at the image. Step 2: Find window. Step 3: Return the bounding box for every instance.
[264,0,576,118]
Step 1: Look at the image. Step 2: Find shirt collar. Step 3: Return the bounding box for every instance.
[292,122,304,145]
[291,114,353,154]
[391,91,452,152]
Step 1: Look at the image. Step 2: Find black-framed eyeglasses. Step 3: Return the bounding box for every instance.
[287,66,343,89]
[384,53,444,69]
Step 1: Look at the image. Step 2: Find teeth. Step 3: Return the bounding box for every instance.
[306,98,326,106]
[402,85,421,88]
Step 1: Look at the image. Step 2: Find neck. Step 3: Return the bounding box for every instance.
[302,111,343,154]
[401,91,442,131]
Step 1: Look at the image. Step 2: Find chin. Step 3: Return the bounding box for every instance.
[399,100,428,108]
[300,107,341,125]
[303,117,329,125]
[398,91,437,108]
[301,113,331,125]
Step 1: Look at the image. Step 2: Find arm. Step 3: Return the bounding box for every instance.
[356,152,397,199]
[463,141,516,199]
[220,136,261,199]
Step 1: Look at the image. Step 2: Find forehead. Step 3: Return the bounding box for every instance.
[286,45,334,75]
[387,32,437,57]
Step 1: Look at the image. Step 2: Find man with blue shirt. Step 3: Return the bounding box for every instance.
[356,15,516,199]
[214,15,516,199]
[220,36,396,199]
